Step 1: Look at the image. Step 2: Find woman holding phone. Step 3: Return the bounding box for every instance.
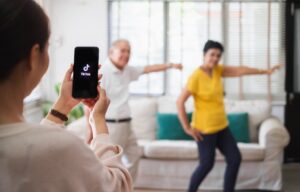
[177,40,282,192]
[0,0,132,191]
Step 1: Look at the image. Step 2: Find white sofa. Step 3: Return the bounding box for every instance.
[67,97,290,191]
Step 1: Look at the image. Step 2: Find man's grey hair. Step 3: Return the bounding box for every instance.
[110,39,131,50]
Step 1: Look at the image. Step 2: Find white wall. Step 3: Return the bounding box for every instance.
[41,0,108,101]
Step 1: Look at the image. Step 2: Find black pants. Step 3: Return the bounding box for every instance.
[188,128,241,192]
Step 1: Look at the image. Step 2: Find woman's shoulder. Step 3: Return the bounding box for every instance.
[215,64,224,73]
[189,68,201,79]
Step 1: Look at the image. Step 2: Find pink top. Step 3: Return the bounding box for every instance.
[0,119,133,192]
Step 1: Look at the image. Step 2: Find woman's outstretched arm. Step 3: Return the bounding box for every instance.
[222,64,283,77]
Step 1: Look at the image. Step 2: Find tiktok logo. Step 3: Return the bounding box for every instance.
[81,64,91,77]
[83,64,90,72]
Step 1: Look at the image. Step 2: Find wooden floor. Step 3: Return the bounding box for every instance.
[135,163,300,192]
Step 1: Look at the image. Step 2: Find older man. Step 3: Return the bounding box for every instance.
[87,39,182,180]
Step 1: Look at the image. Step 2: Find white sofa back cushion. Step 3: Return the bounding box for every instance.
[157,96,194,113]
[224,99,271,142]
[158,97,271,142]
[129,97,157,140]
[130,96,193,140]
[130,97,271,142]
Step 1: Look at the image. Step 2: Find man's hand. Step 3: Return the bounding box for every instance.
[170,63,183,70]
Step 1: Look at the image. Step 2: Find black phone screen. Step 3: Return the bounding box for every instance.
[72,47,99,98]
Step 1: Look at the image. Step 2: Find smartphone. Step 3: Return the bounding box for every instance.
[72,47,99,98]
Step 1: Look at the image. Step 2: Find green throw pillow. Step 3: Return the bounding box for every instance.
[156,113,193,140]
[228,112,250,143]
[156,112,250,143]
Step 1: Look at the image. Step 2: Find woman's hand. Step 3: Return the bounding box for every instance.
[185,127,203,141]
[48,64,102,124]
[53,64,102,114]
[84,107,93,144]
[47,65,80,124]
[266,64,283,75]
[88,86,110,137]
[52,65,79,115]
[90,87,110,118]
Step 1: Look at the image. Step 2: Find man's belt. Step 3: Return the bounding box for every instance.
[105,118,132,123]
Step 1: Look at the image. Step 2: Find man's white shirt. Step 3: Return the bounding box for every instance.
[101,59,144,119]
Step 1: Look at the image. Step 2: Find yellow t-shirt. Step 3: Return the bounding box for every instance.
[187,65,228,134]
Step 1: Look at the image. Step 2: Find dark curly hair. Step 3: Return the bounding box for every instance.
[203,40,224,54]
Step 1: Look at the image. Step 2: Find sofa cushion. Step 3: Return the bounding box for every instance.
[129,98,157,140]
[142,140,264,161]
[144,140,198,159]
[156,113,193,140]
[228,112,250,143]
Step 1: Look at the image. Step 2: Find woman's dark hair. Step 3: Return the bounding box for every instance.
[203,40,224,54]
[0,0,49,82]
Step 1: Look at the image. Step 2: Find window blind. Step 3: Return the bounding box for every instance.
[225,2,285,100]
[109,0,286,100]
[110,1,165,95]
[167,2,222,95]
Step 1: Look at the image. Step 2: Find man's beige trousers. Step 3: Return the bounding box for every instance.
[107,122,142,181]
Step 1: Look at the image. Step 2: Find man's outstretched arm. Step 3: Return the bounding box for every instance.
[143,63,183,74]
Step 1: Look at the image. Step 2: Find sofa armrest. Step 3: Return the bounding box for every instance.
[259,117,290,161]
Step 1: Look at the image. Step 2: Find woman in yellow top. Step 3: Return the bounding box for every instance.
[177,40,281,192]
